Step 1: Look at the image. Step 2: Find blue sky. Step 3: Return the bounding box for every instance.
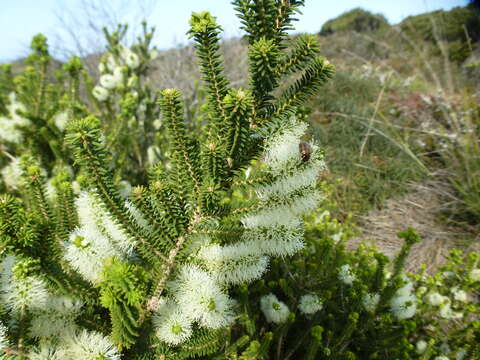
[0,0,468,62]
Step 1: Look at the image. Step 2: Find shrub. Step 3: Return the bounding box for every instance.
[400,5,480,63]
[320,8,389,35]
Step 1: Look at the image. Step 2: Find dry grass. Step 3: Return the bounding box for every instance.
[348,176,479,272]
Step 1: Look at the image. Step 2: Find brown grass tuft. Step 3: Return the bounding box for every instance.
[348,176,479,272]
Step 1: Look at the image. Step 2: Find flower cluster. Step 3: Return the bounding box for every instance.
[338,264,356,285]
[0,93,30,143]
[362,292,380,312]
[153,265,236,345]
[260,293,290,324]
[298,294,323,315]
[1,156,22,190]
[149,117,326,345]
[58,330,121,360]
[63,191,143,282]
[0,322,9,352]
[389,276,417,320]
[0,256,49,313]
[93,46,141,102]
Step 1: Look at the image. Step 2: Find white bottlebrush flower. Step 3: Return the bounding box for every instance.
[435,356,449,360]
[0,93,31,143]
[121,46,140,69]
[1,157,22,189]
[28,295,82,339]
[456,349,467,360]
[106,54,117,71]
[7,92,29,126]
[255,166,320,201]
[153,117,162,130]
[0,322,9,351]
[396,277,414,297]
[112,66,125,88]
[53,111,69,131]
[439,303,462,319]
[61,330,121,360]
[338,264,356,285]
[331,232,342,244]
[2,275,49,313]
[171,265,236,329]
[0,118,23,143]
[241,191,321,229]
[469,268,480,282]
[92,86,109,102]
[45,177,57,202]
[426,292,448,306]
[149,48,159,60]
[98,61,106,74]
[389,278,417,320]
[0,256,49,313]
[48,295,84,315]
[72,181,81,194]
[75,191,136,256]
[440,343,451,354]
[362,292,380,312]
[7,92,26,114]
[451,287,468,302]
[29,313,77,339]
[241,226,305,257]
[416,339,427,354]
[99,74,118,90]
[263,119,308,173]
[101,209,136,254]
[390,293,417,320]
[76,191,100,226]
[28,345,62,360]
[100,66,125,90]
[147,145,161,165]
[118,180,132,198]
[260,293,290,324]
[198,243,269,285]
[298,294,323,315]
[124,200,152,234]
[153,298,193,345]
[64,225,125,282]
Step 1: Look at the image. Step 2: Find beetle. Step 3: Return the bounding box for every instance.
[299,142,312,162]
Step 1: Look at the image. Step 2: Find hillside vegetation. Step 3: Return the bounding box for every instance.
[320,8,389,35]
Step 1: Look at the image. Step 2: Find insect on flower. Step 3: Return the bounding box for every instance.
[299,142,312,162]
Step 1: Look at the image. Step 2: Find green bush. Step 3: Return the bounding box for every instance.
[320,8,389,35]
[400,5,480,63]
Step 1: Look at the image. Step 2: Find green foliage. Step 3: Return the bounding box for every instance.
[0,64,14,114]
[0,194,43,253]
[100,258,148,349]
[430,94,480,226]
[227,211,480,359]
[400,5,480,63]
[308,70,426,218]
[320,8,389,35]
